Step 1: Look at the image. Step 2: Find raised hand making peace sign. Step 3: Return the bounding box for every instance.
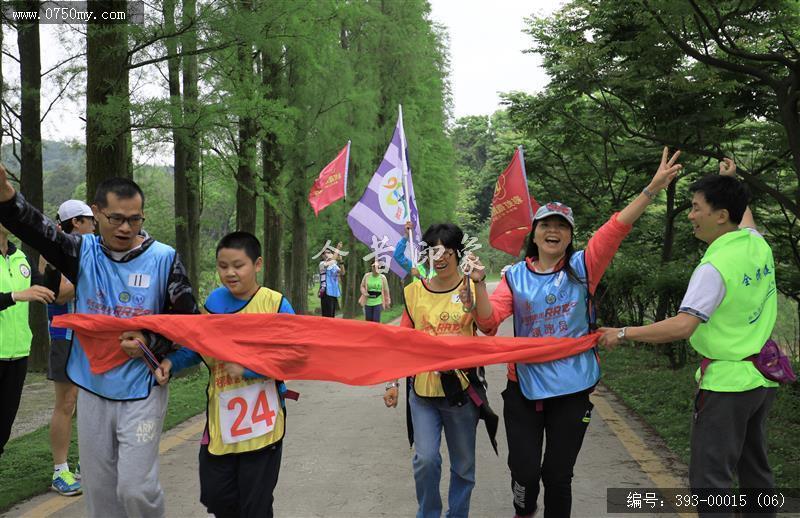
[648,146,682,192]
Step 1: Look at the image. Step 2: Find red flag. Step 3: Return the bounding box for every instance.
[308,141,350,216]
[489,146,537,256]
[53,313,599,383]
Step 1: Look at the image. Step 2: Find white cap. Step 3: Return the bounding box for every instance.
[57,200,93,222]
[533,202,575,228]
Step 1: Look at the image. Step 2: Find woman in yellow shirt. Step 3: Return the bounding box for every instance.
[385,223,493,518]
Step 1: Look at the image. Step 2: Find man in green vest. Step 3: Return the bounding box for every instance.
[0,223,59,456]
[599,159,778,514]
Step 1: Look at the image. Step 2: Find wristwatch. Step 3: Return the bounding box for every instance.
[385,381,399,390]
[642,187,657,199]
[617,327,628,341]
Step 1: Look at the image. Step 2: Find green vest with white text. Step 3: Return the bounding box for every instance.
[690,229,778,392]
[0,247,33,359]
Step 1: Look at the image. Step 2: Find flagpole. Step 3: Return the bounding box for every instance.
[518,145,532,220]
[344,140,351,200]
[398,104,416,266]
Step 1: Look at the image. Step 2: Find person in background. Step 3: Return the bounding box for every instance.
[359,260,391,322]
[0,223,58,458]
[394,221,436,281]
[43,200,95,496]
[318,241,345,318]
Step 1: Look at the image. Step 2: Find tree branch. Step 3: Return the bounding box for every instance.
[127,42,235,71]
[40,69,81,123]
[41,52,86,78]
[641,0,778,87]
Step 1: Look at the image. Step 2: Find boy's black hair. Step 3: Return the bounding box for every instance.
[421,223,465,259]
[216,231,262,262]
[689,175,749,225]
[94,177,146,209]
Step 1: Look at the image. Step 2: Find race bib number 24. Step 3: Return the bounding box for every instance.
[218,382,279,444]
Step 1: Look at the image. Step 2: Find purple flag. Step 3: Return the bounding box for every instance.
[347,107,421,278]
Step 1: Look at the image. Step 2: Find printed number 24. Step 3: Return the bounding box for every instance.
[228,390,275,437]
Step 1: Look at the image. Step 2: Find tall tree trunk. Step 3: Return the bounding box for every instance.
[261,133,282,290]
[234,0,257,233]
[236,117,257,233]
[166,0,201,289]
[163,0,191,286]
[260,47,282,290]
[655,180,686,368]
[343,232,358,318]
[181,0,201,289]
[17,1,47,369]
[342,162,359,319]
[289,174,308,315]
[86,0,131,199]
[283,237,293,307]
[775,88,800,210]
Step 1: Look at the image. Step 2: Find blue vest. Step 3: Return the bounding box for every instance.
[67,235,175,400]
[325,265,341,297]
[48,302,74,341]
[506,251,600,400]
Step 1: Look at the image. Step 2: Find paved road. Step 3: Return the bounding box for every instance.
[6,285,690,518]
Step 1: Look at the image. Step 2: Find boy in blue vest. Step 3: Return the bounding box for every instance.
[0,165,198,518]
[600,159,778,516]
[156,231,295,518]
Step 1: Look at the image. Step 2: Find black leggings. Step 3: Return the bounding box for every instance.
[0,357,28,457]
[503,380,593,518]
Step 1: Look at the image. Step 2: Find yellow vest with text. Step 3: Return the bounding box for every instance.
[206,288,286,455]
[404,279,475,397]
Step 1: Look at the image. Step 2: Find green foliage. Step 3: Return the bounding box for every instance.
[601,345,800,488]
[489,0,800,348]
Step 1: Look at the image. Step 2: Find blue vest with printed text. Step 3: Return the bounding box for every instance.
[67,235,175,400]
[506,251,600,400]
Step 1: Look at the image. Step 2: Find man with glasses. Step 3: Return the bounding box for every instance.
[0,168,198,518]
[44,199,96,496]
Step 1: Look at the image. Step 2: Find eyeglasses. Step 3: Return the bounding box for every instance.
[100,211,145,228]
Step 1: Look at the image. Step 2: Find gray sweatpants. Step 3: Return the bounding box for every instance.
[77,385,169,518]
[690,387,777,518]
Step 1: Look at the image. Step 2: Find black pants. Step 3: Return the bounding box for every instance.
[0,357,28,457]
[320,295,338,318]
[199,441,283,518]
[364,304,382,322]
[690,387,777,518]
[503,380,593,518]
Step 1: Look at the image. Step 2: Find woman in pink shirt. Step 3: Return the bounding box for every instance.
[465,148,682,518]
